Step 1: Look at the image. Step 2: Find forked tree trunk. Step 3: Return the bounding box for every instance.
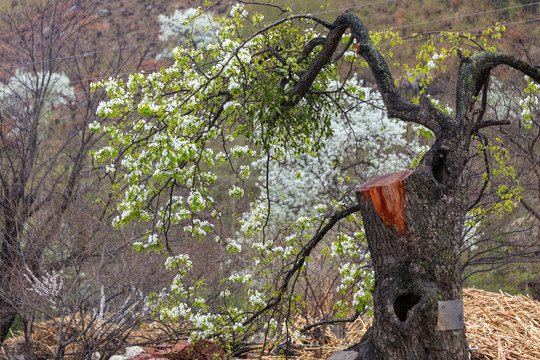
[353,169,468,359]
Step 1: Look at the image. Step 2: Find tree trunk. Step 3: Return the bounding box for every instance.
[352,170,468,359]
[1,229,18,344]
[0,311,16,343]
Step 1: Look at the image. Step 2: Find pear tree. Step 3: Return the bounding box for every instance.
[92,4,540,359]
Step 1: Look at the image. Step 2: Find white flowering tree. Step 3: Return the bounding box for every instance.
[0,69,74,117]
[92,3,540,359]
[156,8,218,59]
[0,2,160,358]
[0,66,77,344]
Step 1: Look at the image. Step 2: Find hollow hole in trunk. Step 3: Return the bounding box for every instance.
[393,293,420,322]
[432,151,449,185]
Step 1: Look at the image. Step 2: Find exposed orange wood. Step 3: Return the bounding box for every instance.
[357,170,413,234]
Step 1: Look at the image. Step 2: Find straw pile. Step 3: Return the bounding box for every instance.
[1,317,81,359]
[259,288,540,360]
[464,288,540,360]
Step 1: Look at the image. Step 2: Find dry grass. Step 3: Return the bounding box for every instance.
[464,288,540,360]
[2,288,538,359]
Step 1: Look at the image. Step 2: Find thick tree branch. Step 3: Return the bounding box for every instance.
[284,23,348,106]
[340,13,455,135]
[472,75,490,124]
[289,12,449,134]
[456,52,540,120]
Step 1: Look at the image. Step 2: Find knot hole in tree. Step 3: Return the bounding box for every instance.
[393,293,420,322]
[432,150,449,185]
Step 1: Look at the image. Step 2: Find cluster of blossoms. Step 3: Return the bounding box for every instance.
[24,266,64,300]
[426,52,447,70]
[520,75,539,127]
[428,96,453,115]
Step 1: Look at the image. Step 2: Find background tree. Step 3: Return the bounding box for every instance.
[460,78,540,295]
[0,1,162,358]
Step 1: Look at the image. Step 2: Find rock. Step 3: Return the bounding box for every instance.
[249,332,266,344]
[326,350,359,360]
[95,9,110,18]
[91,352,101,360]
[109,356,126,360]
[125,346,144,359]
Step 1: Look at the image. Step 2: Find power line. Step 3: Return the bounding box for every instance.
[69,15,540,100]
[385,16,540,46]
[375,1,540,32]
[0,40,161,72]
[304,0,396,16]
[0,1,394,72]
[3,3,538,92]
[1,1,537,74]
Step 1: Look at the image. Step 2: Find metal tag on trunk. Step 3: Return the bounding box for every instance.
[436,300,464,330]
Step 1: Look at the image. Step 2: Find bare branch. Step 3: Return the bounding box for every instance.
[469,119,511,133]
[301,310,360,333]
[242,204,361,326]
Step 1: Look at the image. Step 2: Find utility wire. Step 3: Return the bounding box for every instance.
[384,16,540,46]
[292,0,395,17]
[2,2,539,93]
[69,15,540,99]
[2,1,536,73]
[0,40,161,72]
[3,1,397,71]
[375,1,540,31]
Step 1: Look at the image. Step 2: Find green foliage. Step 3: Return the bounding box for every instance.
[390,25,506,97]
[468,137,522,226]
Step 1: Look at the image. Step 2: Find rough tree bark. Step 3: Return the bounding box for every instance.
[354,169,468,359]
[287,10,540,360]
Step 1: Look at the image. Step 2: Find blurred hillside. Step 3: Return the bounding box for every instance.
[3,0,537,55]
[2,0,538,86]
